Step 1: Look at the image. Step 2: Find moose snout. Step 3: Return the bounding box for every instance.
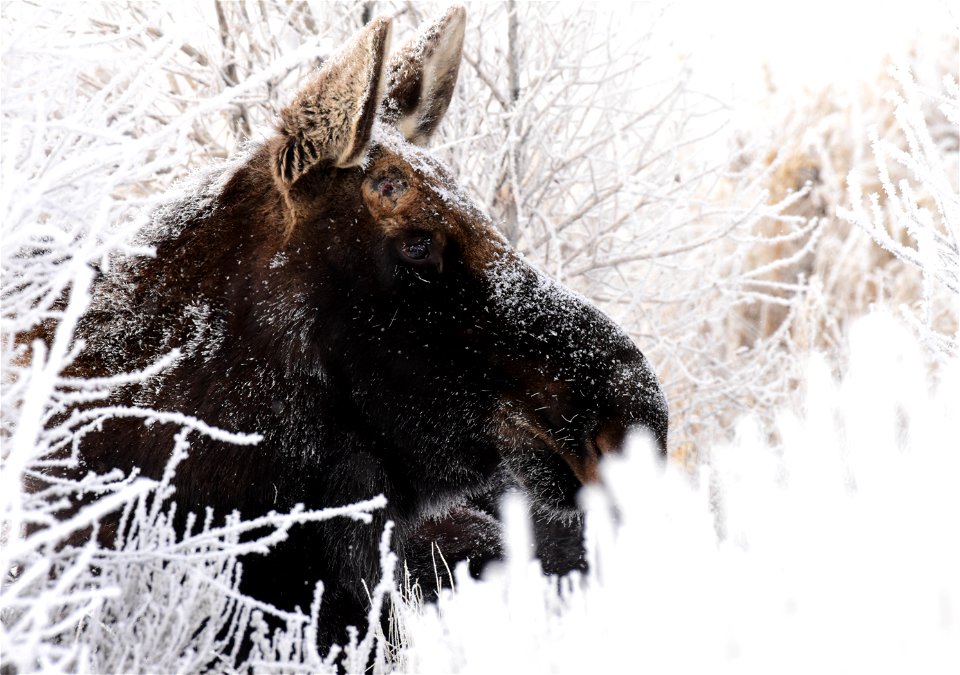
[490,261,668,510]
[593,397,668,458]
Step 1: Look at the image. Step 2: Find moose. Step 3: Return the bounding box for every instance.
[48,7,667,655]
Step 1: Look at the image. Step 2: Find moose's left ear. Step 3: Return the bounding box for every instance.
[275,17,392,186]
[382,6,466,145]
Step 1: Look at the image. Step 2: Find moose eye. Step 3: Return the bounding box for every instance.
[394,233,443,272]
[401,236,431,260]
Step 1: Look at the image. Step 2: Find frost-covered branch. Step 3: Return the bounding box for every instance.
[838,65,960,364]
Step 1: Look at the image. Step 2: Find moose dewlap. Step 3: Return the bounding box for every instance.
[51,7,667,653]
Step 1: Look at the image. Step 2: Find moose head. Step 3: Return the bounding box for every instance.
[260,7,667,511]
[62,5,667,654]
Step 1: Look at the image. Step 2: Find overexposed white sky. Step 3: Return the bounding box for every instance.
[658,0,957,100]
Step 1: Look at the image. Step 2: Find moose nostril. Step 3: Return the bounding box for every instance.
[593,420,627,457]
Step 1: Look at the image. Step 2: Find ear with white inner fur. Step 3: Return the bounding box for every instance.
[274,17,391,187]
[382,6,466,145]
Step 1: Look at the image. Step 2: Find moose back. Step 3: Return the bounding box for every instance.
[54,7,668,652]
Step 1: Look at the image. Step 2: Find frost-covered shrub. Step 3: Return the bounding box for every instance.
[684,30,960,465]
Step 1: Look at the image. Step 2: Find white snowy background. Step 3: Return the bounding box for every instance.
[2,1,958,673]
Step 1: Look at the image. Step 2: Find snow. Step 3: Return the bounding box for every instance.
[268,251,289,269]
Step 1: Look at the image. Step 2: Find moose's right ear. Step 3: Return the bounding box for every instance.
[382,6,466,145]
[274,17,391,187]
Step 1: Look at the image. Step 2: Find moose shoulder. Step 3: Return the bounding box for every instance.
[57,7,667,652]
